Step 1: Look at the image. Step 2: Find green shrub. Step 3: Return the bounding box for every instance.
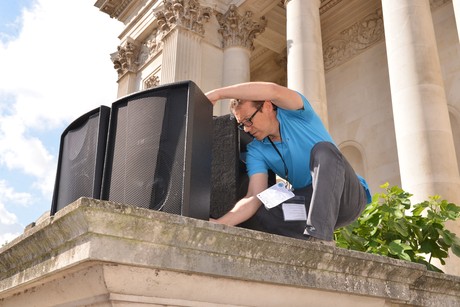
[334,183,460,273]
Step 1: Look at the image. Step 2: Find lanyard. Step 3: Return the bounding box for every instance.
[267,137,291,190]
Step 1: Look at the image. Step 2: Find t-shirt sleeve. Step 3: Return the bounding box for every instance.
[246,142,268,177]
[299,93,316,116]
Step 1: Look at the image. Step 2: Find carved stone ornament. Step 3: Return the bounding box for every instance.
[323,8,384,71]
[322,0,451,70]
[216,4,267,50]
[111,41,139,76]
[137,29,164,67]
[144,74,160,89]
[155,0,212,36]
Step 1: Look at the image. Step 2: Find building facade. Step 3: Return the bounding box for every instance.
[94,0,460,275]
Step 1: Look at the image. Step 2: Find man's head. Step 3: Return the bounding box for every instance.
[230,99,278,141]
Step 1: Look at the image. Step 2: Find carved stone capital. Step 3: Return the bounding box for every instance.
[216,4,267,50]
[111,40,140,77]
[155,0,212,37]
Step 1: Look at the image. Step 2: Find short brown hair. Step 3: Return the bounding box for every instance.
[229,99,265,113]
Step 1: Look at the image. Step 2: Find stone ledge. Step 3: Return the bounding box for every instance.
[0,197,459,306]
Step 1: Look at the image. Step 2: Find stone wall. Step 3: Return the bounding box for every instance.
[1,198,459,306]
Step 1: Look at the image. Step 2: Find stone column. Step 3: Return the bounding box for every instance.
[155,0,212,85]
[285,0,328,128]
[112,40,140,97]
[382,0,460,275]
[216,5,267,115]
[453,0,460,41]
[160,28,203,84]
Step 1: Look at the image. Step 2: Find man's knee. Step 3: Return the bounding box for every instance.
[310,142,342,166]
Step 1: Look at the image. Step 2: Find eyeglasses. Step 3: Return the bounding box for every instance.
[237,104,263,131]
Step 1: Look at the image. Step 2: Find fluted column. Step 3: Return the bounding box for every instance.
[155,0,212,84]
[285,0,328,128]
[382,0,460,275]
[216,5,267,115]
[160,28,203,84]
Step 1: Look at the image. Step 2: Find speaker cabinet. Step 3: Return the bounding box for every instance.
[51,106,110,215]
[101,80,213,220]
[211,115,249,218]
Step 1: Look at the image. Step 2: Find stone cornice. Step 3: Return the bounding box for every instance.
[96,0,451,23]
[216,4,267,50]
[283,0,342,14]
[95,0,135,19]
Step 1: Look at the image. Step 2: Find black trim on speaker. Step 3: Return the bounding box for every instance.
[50,106,110,215]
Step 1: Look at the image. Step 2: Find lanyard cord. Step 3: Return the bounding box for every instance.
[267,136,289,186]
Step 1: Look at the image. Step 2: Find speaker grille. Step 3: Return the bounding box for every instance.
[51,106,109,214]
[108,94,185,213]
[102,81,212,219]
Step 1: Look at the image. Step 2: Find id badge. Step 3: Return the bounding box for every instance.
[282,195,307,221]
[257,182,295,209]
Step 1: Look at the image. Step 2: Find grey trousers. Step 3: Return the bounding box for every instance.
[246,142,367,241]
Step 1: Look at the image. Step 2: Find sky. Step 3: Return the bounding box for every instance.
[0,0,124,245]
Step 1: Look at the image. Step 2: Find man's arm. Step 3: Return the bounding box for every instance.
[212,173,268,226]
[205,82,303,110]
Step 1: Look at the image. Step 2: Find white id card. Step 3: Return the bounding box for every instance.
[257,182,295,209]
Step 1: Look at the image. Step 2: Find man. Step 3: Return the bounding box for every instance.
[206,82,371,245]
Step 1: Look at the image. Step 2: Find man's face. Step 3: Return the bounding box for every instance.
[233,101,266,140]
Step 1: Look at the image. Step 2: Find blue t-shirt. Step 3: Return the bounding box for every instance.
[246,93,371,203]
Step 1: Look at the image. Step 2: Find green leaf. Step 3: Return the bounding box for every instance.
[431,248,448,259]
[412,203,428,216]
[436,229,454,245]
[388,241,412,261]
[394,219,409,237]
[451,243,460,258]
[420,239,438,254]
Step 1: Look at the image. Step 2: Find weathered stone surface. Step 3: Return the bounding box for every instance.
[1,198,459,306]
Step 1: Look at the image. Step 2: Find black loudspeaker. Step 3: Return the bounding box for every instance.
[101,80,213,220]
[210,114,276,231]
[51,106,110,215]
[211,115,251,218]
